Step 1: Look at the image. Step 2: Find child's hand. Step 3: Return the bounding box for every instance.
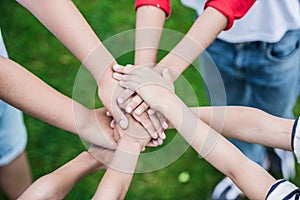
[113,64,174,92]
[75,107,117,149]
[105,109,166,148]
[116,114,151,151]
[113,65,174,109]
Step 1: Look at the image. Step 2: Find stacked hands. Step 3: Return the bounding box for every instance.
[111,64,174,145]
[15,60,300,200]
[19,64,176,200]
[89,64,175,162]
[111,64,174,148]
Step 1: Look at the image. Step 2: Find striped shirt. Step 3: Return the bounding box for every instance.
[266,180,299,200]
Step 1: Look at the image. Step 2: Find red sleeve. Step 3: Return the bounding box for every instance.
[135,0,171,17]
[205,0,256,30]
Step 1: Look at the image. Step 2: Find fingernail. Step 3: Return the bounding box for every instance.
[162,132,166,139]
[108,143,117,149]
[135,116,141,122]
[158,138,163,145]
[148,109,155,115]
[110,120,115,128]
[105,111,110,116]
[153,132,158,139]
[113,64,120,70]
[162,121,168,129]
[135,108,142,115]
[119,120,127,129]
[153,140,158,146]
[126,106,132,113]
[118,97,124,104]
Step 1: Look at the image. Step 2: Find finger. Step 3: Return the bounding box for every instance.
[157,138,163,145]
[112,64,127,74]
[139,112,158,139]
[119,81,139,91]
[156,112,168,130]
[125,95,143,113]
[147,108,156,115]
[134,102,149,115]
[132,111,141,122]
[162,68,172,81]
[149,112,164,139]
[113,73,136,82]
[106,110,112,117]
[110,119,115,129]
[113,64,135,74]
[146,140,159,147]
[113,126,120,141]
[118,88,134,105]
[152,139,159,146]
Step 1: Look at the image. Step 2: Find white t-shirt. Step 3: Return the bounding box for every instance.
[181,0,300,43]
[0,30,8,58]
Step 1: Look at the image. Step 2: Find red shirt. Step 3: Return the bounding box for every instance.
[135,0,256,30]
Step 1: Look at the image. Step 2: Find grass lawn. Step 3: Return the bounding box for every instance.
[0,0,300,199]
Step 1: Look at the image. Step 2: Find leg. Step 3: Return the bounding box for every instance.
[0,152,31,199]
[0,101,32,199]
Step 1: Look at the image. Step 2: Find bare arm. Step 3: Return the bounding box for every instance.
[113,66,277,199]
[135,5,166,66]
[92,141,141,200]
[190,106,294,151]
[93,116,150,200]
[18,150,112,200]
[16,0,128,129]
[0,57,116,148]
[16,0,112,79]
[154,7,227,80]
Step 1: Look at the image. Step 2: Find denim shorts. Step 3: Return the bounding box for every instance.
[0,100,27,166]
[0,30,27,166]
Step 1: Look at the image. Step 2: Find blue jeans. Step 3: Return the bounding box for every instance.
[199,29,300,166]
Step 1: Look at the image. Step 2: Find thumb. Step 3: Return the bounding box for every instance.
[162,68,172,81]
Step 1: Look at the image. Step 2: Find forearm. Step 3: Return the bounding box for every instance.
[17,0,116,82]
[92,139,141,200]
[135,6,166,66]
[153,94,275,199]
[19,152,101,200]
[189,106,294,151]
[0,57,88,134]
[155,7,227,81]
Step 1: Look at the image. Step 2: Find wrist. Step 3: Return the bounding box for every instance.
[97,63,117,88]
[118,137,143,153]
[83,45,117,83]
[153,63,178,82]
[97,66,122,111]
[76,151,103,172]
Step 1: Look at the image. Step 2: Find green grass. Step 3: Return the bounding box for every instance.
[0,0,299,199]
